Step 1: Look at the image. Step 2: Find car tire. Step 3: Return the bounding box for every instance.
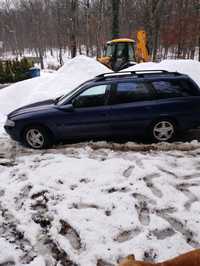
[23,126,52,149]
[150,119,176,142]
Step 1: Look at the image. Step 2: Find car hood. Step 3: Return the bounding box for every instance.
[8,99,55,118]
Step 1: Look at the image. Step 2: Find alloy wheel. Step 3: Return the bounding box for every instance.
[153,121,174,141]
[26,128,45,149]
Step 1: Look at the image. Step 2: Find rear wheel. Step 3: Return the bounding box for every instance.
[151,120,176,142]
[23,126,51,149]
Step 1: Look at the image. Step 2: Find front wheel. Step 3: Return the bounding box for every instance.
[23,126,51,149]
[151,120,176,142]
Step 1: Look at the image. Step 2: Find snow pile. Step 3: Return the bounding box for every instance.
[127,59,200,87]
[0,55,110,116]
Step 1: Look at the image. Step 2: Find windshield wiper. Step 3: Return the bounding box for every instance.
[54,95,63,104]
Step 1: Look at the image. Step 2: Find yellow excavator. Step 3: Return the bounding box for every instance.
[97,30,150,71]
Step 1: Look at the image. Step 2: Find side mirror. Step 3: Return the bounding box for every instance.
[57,104,73,112]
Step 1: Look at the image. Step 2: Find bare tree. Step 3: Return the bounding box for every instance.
[70,0,78,58]
[112,0,120,38]
[0,0,199,62]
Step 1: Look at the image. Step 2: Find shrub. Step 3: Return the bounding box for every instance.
[0,58,34,83]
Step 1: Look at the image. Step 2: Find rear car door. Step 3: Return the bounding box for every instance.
[57,84,112,139]
[150,78,200,130]
[109,80,156,137]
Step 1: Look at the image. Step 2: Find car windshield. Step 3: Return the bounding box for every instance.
[56,82,89,105]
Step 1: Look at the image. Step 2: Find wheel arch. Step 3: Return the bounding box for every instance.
[148,116,180,131]
[147,116,181,142]
[21,123,55,141]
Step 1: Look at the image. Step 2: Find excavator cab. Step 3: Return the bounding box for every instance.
[97,31,150,71]
[98,39,137,71]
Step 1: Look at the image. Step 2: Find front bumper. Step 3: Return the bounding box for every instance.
[4,125,21,141]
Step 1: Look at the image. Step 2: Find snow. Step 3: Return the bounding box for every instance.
[0,57,200,265]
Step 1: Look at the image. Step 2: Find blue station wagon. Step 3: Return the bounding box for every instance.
[4,70,200,149]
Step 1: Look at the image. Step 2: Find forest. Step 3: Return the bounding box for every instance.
[0,0,199,67]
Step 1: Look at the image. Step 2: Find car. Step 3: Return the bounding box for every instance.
[4,70,200,149]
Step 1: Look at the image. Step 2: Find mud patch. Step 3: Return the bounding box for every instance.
[97,259,114,266]
[123,166,135,178]
[114,227,141,243]
[59,220,81,250]
[151,227,176,240]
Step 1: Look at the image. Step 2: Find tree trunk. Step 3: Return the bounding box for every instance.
[85,0,90,56]
[39,48,44,69]
[59,47,63,66]
[70,0,78,58]
[199,36,200,61]
[152,27,159,61]
[112,0,120,38]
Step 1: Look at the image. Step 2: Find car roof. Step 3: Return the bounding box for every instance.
[91,70,189,84]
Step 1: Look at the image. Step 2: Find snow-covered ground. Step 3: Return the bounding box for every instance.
[0,57,200,265]
[1,140,200,265]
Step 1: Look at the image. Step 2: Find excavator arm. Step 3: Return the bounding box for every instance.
[136,30,150,62]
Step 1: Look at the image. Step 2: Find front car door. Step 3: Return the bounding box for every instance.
[56,84,112,140]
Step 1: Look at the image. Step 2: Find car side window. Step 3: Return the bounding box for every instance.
[73,84,108,108]
[179,80,200,96]
[152,80,197,98]
[113,82,153,104]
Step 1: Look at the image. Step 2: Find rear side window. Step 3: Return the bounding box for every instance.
[152,79,199,99]
[180,80,200,96]
[113,82,153,104]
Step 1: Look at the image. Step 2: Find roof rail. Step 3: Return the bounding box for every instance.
[129,70,169,74]
[96,71,134,78]
[96,70,171,79]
